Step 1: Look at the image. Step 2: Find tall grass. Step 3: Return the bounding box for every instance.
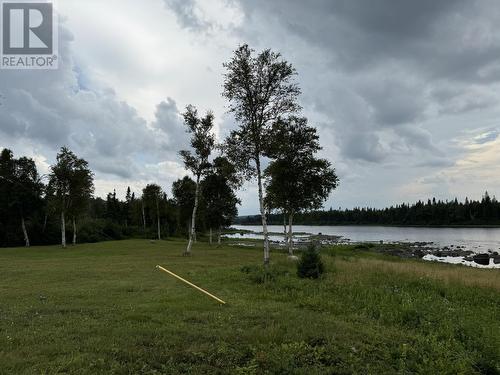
[0,239,498,374]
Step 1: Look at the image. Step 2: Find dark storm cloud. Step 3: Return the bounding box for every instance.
[164,0,209,31]
[239,0,498,80]
[233,0,500,165]
[151,98,189,154]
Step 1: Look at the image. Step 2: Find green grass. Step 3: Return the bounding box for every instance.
[0,239,499,374]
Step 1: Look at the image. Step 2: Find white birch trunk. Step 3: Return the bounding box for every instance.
[72,216,76,245]
[288,211,294,256]
[21,216,30,247]
[185,174,200,255]
[61,210,66,248]
[256,158,270,265]
[283,212,288,245]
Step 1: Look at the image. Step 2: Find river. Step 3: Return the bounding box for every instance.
[227,225,500,269]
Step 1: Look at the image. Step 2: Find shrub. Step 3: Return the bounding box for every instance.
[241,264,289,284]
[297,245,325,279]
[78,219,124,243]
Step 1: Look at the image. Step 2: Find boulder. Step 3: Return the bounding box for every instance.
[473,253,490,266]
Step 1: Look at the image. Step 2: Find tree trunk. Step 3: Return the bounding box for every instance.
[209,227,213,245]
[61,210,66,248]
[288,211,294,256]
[256,157,270,265]
[218,226,222,246]
[156,199,161,240]
[72,216,76,245]
[21,216,30,247]
[283,212,287,245]
[142,202,146,232]
[42,212,48,233]
[185,174,200,255]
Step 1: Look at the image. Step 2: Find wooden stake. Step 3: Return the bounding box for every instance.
[156,265,226,305]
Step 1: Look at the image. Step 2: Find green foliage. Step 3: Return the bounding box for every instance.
[77,219,126,243]
[222,44,301,182]
[0,149,45,247]
[179,105,215,179]
[354,243,376,249]
[297,245,325,279]
[202,157,241,233]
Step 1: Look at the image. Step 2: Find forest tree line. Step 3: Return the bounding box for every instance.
[0,147,238,248]
[236,193,500,226]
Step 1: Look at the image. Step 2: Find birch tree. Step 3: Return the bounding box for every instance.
[48,147,94,248]
[265,117,339,255]
[68,161,94,245]
[179,105,215,255]
[202,157,241,246]
[223,44,301,265]
[172,176,196,237]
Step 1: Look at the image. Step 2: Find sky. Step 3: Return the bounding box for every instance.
[1,0,500,215]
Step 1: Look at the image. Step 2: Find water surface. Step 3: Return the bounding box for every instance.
[228,225,500,268]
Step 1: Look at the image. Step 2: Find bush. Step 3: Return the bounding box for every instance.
[297,245,325,279]
[77,219,124,243]
[241,264,290,284]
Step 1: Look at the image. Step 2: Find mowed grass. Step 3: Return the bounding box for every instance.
[0,240,498,374]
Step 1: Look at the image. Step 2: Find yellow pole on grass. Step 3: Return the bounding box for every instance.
[155,265,226,305]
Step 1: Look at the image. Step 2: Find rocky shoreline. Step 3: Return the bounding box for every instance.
[226,230,500,268]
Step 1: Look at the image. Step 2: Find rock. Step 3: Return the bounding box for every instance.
[473,253,490,266]
[287,255,299,262]
[493,256,500,264]
[414,249,425,258]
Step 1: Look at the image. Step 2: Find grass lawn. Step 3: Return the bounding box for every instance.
[0,239,499,374]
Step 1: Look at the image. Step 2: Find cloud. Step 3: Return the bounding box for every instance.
[164,0,209,31]
[0,20,190,198]
[474,129,499,144]
[163,0,243,33]
[151,98,190,155]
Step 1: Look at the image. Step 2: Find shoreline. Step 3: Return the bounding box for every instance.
[232,223,500,229]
